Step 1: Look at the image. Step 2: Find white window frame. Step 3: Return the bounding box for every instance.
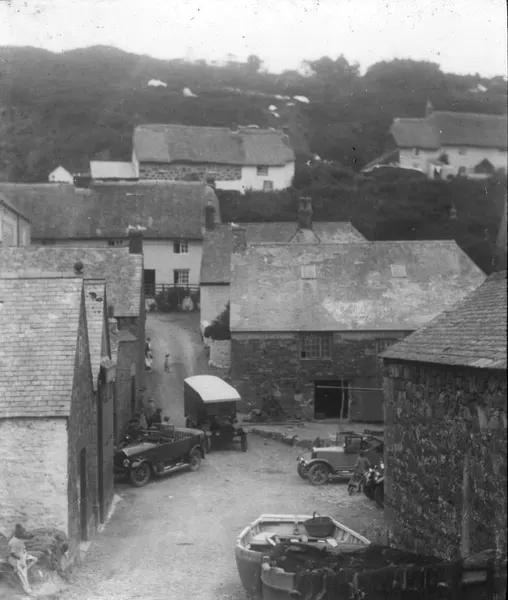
[174,269,190,286]
[300,333,332,360]
[108,239,126,247]
[257,165,269,176]
[263,180,274,191]
[173,240,189,254]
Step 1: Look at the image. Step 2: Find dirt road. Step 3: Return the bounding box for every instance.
[60,437,384,600]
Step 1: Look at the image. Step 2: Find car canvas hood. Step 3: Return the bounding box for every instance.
[116,441,158,457]
[315,446,345,456]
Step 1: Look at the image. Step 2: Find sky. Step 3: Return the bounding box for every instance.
[0,0,507,77]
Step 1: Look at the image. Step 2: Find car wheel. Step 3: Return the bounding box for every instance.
[188,449,202,472]
[240,435,248,452]
[130,463,151,487]
[374,484,384,509]
[297,463,308,479]
[307,463,330,486]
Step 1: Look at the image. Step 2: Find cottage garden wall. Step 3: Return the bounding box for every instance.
[383,361,507,564]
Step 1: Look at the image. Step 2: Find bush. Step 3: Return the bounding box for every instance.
[204,303,230,340]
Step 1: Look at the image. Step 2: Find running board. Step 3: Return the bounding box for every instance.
[156,463,188,476]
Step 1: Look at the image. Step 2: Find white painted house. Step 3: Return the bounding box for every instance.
[48,165,74,184]
[391,110,508,179]
[132,124,295,193]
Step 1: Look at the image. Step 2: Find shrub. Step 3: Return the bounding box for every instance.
[204,303,230,340]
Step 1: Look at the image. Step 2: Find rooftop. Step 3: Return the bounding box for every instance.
[391,111,508,150]
[133,124,295,166]
[230,241,485,332]
[200,221,366,284]
[0,246,142,318]
[0,276,84,418]
[382,271,507,369]
[0,181,220,240]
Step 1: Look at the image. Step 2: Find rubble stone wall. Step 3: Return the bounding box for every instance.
[383,360,507,563]
[139,162,242,181]
[230,331,407,421]
[0,419,68,536]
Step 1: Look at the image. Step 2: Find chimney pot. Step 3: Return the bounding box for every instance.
[128,229,143,254]
[205,199,216,231]
[74,260,84,275]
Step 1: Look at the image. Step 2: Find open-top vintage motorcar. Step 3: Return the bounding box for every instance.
[184,375,248,452]
[297,431,384,486]
[114,424,206,487]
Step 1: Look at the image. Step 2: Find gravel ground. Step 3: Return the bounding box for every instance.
[56,312,384,600]
[60,437,384,600]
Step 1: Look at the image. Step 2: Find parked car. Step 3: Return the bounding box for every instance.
[297,432,384,486]
[114,425,206,487]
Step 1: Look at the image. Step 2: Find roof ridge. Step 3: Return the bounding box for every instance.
[430,110,508,119]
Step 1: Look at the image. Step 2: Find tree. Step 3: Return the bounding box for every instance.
[246,54,262,73]
[204,303,230,340]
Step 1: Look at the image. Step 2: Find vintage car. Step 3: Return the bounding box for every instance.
[114,424,206,487]
[297,431,384,486]
[184,375,248,452]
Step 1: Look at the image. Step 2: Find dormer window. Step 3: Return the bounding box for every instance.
[257,166,269,176]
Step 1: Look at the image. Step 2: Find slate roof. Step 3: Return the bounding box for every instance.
[90,161,137,180]
[84,279,107,391]
[382,271,507,369]
[133,124,295,166]
[230,241,486,332]
[0,276,83,418]
[391,111,508,150]
[200,222,366,284]
[0,247,142,318]
[0,181,220,240]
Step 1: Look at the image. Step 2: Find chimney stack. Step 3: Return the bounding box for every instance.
[128,229,143,254]
[232,225,247,253]
[297,197,313,230]
[205,199,216,231]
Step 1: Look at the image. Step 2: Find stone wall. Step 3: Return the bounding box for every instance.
[67,297,98,556]
[139,162,242,181]
[209,340,231,368]
[230,331,406,421]
[0,419,69,536]
[383,360,507,563]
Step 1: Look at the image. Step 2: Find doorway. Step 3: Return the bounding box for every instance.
[144,269,156,298]
[314,380,350,419]
[79,448,88,541]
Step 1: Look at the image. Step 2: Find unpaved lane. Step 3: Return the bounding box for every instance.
[60,437,384,600]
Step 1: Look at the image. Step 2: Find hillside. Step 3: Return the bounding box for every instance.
[0,45,506,181]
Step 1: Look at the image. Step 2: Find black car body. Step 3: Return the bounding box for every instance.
[114,425,206,487]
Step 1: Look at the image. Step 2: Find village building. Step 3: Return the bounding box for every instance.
[200,197,366,334]
[48,165,74,184]
[0,192,31,247]
[0,241,145,438]
[229,240,485,421]
[382,271,507,564]
[0,274,98,558]
[0,180,220,295]
[132,124,295,192]
[390,109,507,179]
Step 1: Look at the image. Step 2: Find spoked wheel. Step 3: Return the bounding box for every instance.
[188,449,202,472]
[130,463,151,487]
[240,435,248,452]
[307,463,330,486]
[297,463,308,479]
[374,484,384,509]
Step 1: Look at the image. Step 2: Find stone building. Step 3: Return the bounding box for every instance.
[200,197,366,335]
[382,271,507,562]
[230,240,485,421]
[0,274,97,559]
[132,124,295,192]
[0,241,145,412]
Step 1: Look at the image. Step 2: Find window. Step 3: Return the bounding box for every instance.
[300,265,316,279]
[257,165,269,176]
[375,339,399,354]
[108,239,125,247]
[263,180,274,191]
[390,264,407,278]
[459,149,467,156]
[173,269,190,286]
[300,334,332,360]
[413,148,420,156]
[205,164,221,173]
[173,240,188,254]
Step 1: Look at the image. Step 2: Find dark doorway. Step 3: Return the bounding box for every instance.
[144,269,156,297]
[97,388,105,524]
[314,380,350,419]
[79,448,88,541]
[130,376,136,415]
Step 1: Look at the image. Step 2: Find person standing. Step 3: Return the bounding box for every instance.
[8,524,38,596]
[145,337,153,371]
[164,352,171,373]
[145,397,157,428]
